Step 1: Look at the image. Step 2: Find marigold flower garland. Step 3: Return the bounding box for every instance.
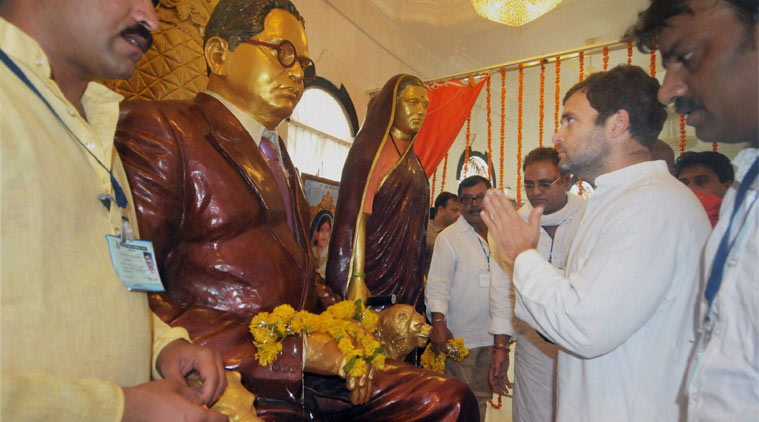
[486,75,493,182]
[499,68,506,190]
[578,50,584,82]
[649,49,656,77]
[539,60,546,147]
[554,56,561,135]
[419,338,469,373]
[441,152,449,192]
[464,112,471,175]
[712,141,718,152]
[627,42,633,65]
[249,301,386,377]
[430,172,437,207]
[679,114,687,155]
[517,63,524,205]
[603,46,609,71]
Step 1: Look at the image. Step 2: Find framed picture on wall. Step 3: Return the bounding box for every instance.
[301,173,339,278]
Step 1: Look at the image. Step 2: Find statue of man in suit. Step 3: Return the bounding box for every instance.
[116,0,477,420]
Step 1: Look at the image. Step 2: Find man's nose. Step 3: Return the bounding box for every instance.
[134,0,160,32]
[658,68,687,105]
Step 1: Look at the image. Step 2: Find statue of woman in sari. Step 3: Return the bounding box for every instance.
[326,74,430,313]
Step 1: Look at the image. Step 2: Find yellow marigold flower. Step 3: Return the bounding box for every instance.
[371,354,386,369]
[327,300,356,320]
[272,304,296,319]
[361,310,379,332]
[360,336,381,354]
[338,337,354,355]
[348,358,367,377]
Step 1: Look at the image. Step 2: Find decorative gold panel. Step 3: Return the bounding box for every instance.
[103,0,219,101]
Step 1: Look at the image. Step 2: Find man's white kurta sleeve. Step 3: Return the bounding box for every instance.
[512,204,682,358]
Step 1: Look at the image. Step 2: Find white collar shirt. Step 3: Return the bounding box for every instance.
[511,161,711,421]
[426,215,497,348]
[687,147,759,421]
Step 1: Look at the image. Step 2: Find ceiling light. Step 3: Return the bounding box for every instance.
[470,0,563,26]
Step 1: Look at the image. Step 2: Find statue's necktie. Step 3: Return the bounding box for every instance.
[259,136,297,233]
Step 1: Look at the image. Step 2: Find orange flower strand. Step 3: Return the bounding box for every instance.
[603,46,609,71]
[578,176,584,195]
[578,51,585,82]
[712,142,718,152]
[441,152,449,191]
[517,63,524,205]
[679,114,687,155]
[486,75,493,182]
[489,394,503,410]
[539,60,546,147]
[627,42,633,65]
[464,112,471,174]
[499,67,506,191]
[554,56,561,134]
[430,172,436,207]
[649,49,657,77]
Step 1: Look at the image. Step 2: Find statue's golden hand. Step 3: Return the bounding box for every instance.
[303,331,376,405]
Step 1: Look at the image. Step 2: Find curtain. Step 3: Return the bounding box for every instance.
[285,121,350,181]
[414,77,488,177]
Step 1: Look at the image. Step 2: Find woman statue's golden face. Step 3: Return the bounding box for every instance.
[392,85,430,138]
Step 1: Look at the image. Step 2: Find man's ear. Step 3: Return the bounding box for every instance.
[608,109,630,139]
[205,36,228,77]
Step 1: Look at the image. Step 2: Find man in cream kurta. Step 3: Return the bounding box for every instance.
[490,148,586,422]
[482,65,711,421]
[0,3,225,420]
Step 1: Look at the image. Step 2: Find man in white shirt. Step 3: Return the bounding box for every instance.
[0,0,226,421]
[489,147,586,422]
[427,175,501,421]
[426,192,461,274]
[627,1,759,419]
[481,65,711,421]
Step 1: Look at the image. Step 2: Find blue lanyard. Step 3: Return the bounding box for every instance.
[476,235,490,270]
[0,48,128,210]
[704,157,758,309]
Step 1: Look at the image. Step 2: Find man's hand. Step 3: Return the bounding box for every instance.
[489,347,512,396]
[429,314,453,354]
[122,379,228,422]
[481,189,542,262]
[156,339,227,405]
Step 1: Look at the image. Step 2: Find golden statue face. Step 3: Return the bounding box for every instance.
[392,85,430,138]
[208,8,310,129]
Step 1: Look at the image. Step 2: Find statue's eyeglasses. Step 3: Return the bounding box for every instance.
[242,39,316,83]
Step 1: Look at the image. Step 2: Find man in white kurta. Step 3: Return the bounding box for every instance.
[627,1,759,419]
[482,65,711,421]
[490,148,586,422]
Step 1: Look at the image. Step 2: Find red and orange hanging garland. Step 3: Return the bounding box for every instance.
[603,46,609,71]
[649,49,657,77]
[627,42,633,65]
[489,393,503,410]
[712,142,718,152]
[517,63,524,205]
[500,67,506,191]
[430,172,437,207]
[578,51,585,82]
[441,152,449,192]
[679,114,687,155]
[554,56,561,135]
[486,75,493,182]
[539,60,546,147]
[464,112,471,175]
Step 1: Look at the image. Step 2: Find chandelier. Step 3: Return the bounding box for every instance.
[470,0,563,26]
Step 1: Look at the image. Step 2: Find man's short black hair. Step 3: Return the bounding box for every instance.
[458,175,491,196]
[564,65,667,149]
[204,0,304,51]
[434,192,459,210]
[523,147,567,174]
[624,0,758,52]
[675,151,735,183]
